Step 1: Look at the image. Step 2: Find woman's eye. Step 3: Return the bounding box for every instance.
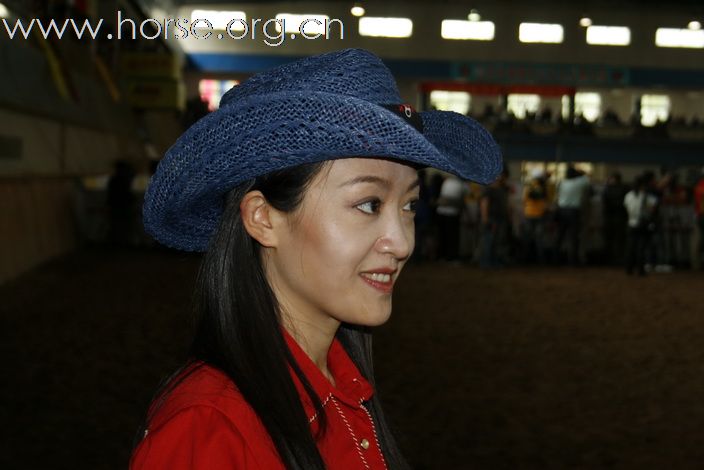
[404,199,419,213]
[357,199,381,215]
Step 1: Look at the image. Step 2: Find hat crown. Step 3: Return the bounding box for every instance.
[145,48,502,251]
[219,48,402,107]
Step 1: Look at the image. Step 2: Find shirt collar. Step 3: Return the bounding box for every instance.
[283,328,374,419]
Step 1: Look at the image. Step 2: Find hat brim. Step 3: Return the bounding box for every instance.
[144,91,502,251]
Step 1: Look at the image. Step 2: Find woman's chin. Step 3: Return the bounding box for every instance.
[349,306,393,328]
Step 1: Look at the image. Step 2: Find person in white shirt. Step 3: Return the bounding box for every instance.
[436,175,469,261]
[555,166,591,265]
[624,175,658,275]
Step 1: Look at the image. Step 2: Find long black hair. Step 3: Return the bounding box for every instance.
[142,161,410,469]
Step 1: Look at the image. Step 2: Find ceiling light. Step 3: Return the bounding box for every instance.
[519,22,564,43]
[0,3,9,18]
[359,17,413,38]
[656,27,704,48]
[689,20,702,31]
[586,25,631,46]
[442,19,495,40]
[351,4,365,17]
[579,17,592,27]
[467,9,481,22]
[191,10,246,31]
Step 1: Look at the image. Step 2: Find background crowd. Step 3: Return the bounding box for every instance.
[74,157,704,276]
[413,165,704,273]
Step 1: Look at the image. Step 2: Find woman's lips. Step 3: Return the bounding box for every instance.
[360,273,394,294]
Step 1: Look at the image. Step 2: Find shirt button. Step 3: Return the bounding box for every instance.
[360,438,370,450]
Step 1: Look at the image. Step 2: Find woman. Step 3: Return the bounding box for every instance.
[131,48,501,469]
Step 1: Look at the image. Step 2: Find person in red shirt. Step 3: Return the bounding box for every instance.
[132,49,502,469]
[694,168,704,268]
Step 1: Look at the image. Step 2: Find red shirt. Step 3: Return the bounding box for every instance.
[695,178,704,216]
[130,330,388,469]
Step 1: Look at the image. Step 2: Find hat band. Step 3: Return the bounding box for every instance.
[380,104,424,134]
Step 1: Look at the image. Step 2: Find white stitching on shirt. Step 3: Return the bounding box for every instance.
[308,393,333,424]
[331,396,370,470]
[359,399,388,470]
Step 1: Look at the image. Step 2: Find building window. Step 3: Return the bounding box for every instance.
[507,94,540,119]
[429,91,471,114]
[586,25,631,46]
[640,95,670,127]
[441,20,495,41]
[561,93,602,122]
[518,23,564,43]
[359,17,413,38]
[575,92,601,121]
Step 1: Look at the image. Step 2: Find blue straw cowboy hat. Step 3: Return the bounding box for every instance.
[144,48,502,251]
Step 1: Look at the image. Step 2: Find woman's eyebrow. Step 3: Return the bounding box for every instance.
[339,175,421,192]
[339,175,391,189]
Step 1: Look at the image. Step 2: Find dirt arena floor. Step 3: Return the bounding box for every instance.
[2,246,704,469]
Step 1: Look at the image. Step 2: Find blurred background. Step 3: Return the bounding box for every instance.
[1,0,703,468]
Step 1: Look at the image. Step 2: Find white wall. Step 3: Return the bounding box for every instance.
[0,109,62,175]
[0,109,127,177]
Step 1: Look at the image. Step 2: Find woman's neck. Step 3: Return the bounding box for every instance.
[282,316,339,385]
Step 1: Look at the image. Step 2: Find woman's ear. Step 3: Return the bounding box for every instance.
[240,191,279,247]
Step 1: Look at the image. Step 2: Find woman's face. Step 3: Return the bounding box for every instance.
[265,158,419,330]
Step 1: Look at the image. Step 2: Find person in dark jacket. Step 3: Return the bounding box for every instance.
[106,159,136,246]
[602,172,629,264]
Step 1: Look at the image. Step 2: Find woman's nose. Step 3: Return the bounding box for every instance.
[375,213,413,261]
